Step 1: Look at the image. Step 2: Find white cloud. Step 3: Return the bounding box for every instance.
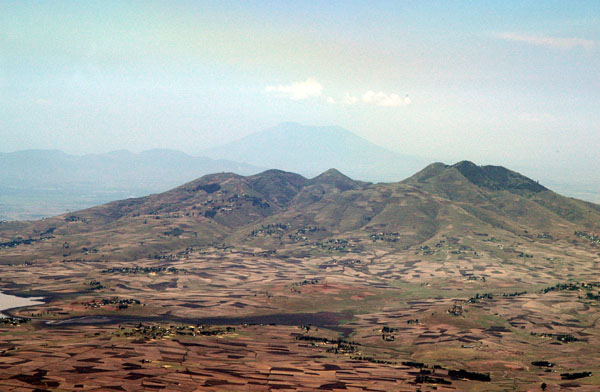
[341,93,359,105]
[265,78,323,100]
[361,91,411,107]
[265,80,411,109]
[519,112,557,123]
[494,32,595,50]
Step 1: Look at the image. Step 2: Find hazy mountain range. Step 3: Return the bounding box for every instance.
[0,148,260,191]
[0,149,261,221]
[1,123,597,221]
[200,122,428,182]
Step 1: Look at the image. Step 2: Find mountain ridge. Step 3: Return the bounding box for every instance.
[403,161,599,232]
[2,161,598,265]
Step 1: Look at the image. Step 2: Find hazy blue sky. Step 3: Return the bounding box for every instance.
[1,1,598,174]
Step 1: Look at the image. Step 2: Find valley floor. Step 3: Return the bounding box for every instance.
[1,230,600,391]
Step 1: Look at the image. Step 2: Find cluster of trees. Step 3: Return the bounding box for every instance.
[541,281,600,294]
[315,238,351,252]
[467,293,493,303]
[402,361,490,383]
[296,225,326,234]
[286,226,326,242]
[0,237,38,248]
[117,323,235,340]
[64,215,87,222]
[448,369,491,382]
[352,356,393,365]
[418,245,434,255]
[101,266,186,274]
[585,292,600,300]
[502,291,527,297]
[402,361,426,368]
[249,223,289,238]
[0,317,30,326]
[531,332,579,343]
[467,275,486,282]
[415,373,452,385]
[292,278,321,287]
[319,259,362,269]
[532,360,554,367]
[574,231,599,243]
[370,232,399,243]
[87,280,104,290]
[163,227,184,236]
[561,371,592,380]
[84,297,141,309]
[295,334,360,354]
[448,304,464,316]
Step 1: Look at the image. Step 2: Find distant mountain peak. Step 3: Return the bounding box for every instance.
[200,123,427,183]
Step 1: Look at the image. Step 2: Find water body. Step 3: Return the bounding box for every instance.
[0,291,44,317]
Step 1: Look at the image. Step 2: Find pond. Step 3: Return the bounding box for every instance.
[0,291,44,317]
